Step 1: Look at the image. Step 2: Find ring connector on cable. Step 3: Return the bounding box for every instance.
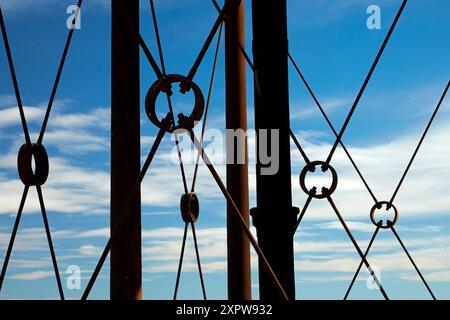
[299,160,338,199]
[17,143,49,186]
[180,192,200,223]
[370,201,399,229]
[145,74,205,133]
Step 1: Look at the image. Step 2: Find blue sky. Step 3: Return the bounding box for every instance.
[0,0,449,300]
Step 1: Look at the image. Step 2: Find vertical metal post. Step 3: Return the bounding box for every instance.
[251,0,298,300]
[111,0,142,300]
[225,0,252,300]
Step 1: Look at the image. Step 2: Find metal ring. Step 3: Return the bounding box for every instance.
[370,201,399,229]
[180,192,200,223]
[17,143,49,186]
[299,161,338,199]
[145,74,204,133]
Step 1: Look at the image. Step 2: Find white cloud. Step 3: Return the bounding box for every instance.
[401,270,450,282]
[291,97,352,120]
[8,270,54,281]
[289,111,450,219]
[0,106,45,128]
[79,244,102,256]
[1,99,449,221]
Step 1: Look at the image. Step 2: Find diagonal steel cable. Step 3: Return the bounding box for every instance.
[0,186,29,291]
[326,196,389,300]
[389,223,436,299]
[37,0,83,144]
[341,81,448,300]
[0,2,82,299]
[185,0,237,82]
[36,185,65,300]
[210,0,266,111]
[191,222,207,300]
[288,52,378,204]
[173,222,189,300]
[81,125,167,300]
[149,0,167,75]
[149,2,209,299]
[286,1,439,300]
[0,6,31,145]
[344,222,381,300]
[189,130,289,300]
[325,0,408,166]
[113,0,163,78]
[211,1,384,300]
[173,132,190,195]
[148,0,190,194]
[293,195,312,235]
[388,81,449,207]
[191,22,224,192]
[290,129,311,165]
[210,0,253,69]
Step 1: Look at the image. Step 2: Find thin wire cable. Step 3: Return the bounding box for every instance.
[210,0,264,110]
[37,0,83,144]
[36,185,64,300]
[325,0,408,165]
[148,0,190,194]
[210,0,255,72]
[171,22,224,299]
[293,195,312,235]
[327,196,389,300]
[344,223,381,300]
[191,22,224,192]
[290,129,311,165]
[174,131,190,195]
[82,126,167,300]
[139,33,164,79]
[173,222,189,300]
[0,186,29,290]
[211,0,264,109]
[189,131,289,300]
[211,0,221,12]
[288,52,378,204]
[116,0,163,78]
[0,6,31,145]
[149,0,167,75]
[186,0,232,81]
[389,223,436,299]
[191,223,207,300]
[388,81,449,207]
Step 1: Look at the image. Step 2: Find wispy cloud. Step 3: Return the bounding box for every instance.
[9,270,54,281]
[291,97,352,120]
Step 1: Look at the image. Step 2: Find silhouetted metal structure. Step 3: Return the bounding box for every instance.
[111,0,142,300]
[251,0,298,300]
[0,0,448,302]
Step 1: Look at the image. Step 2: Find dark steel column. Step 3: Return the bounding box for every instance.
[225,0,251,300]
[251,0,298,300]
[111,0,142,300]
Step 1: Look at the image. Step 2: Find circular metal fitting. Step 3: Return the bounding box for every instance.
[299,161,338,199]
[145,74,204,133]
[180,192,200,223]
[17,143,49,186]
[370,201,399,229]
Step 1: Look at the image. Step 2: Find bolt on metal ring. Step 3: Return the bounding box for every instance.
[299,161,338,199]
[370,201,399,229]
[17,143,49,186]
[180,192,200,223]
[145,74,205,133]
